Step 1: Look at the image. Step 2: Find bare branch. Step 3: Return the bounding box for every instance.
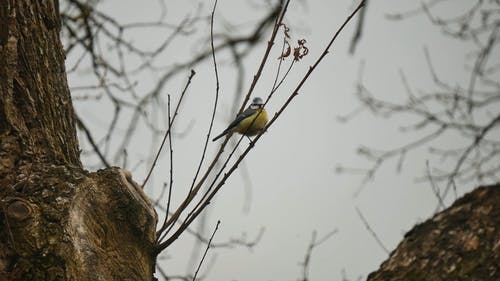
[75,114,111,168]
[189,0,221,194]
[300,229,339,281]
[192,220,220,281]
[349,0,368,54]
[355,207,389,254]
[143,70,196,187]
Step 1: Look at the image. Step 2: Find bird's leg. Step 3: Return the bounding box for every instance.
[246,136,254,145]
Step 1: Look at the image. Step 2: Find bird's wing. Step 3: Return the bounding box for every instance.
[224,108,256,132]
[212,107,257,141]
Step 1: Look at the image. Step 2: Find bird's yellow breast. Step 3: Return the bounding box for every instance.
[235,109,268,136]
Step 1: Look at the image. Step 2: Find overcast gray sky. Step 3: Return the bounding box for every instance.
[67,0,495,280]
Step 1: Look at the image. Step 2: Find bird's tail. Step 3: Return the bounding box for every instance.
[212,131,228,142]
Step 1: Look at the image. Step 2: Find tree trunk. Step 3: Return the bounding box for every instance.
[367,184,499,281]
[0,1,157,280]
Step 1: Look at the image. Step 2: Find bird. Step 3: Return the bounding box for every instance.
[212,97,268,142]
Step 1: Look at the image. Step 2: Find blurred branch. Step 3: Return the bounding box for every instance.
[339,1,500,201]
[426,161,446,210]
[300,229,339,281]
[75,114,111,168]
[341,269,363,281]
[355,207,389,254]
[349,0,368,54]
[156,265,196,281]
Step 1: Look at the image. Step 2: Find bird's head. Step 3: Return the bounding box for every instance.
[250,97,264,109]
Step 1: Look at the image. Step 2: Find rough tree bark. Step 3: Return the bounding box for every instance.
[368,184,499,281]
[0,1,157,280]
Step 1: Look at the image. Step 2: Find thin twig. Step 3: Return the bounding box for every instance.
[142,70,196,187]
[75,115,111,168]
[156,201,264,249]
[156,95,175,239]
[192,220,220,281]
[166,95,174,224]
[426,160,445,211]
[270,30,289,92]
[355,206,389,254]
[236,0,292,114]
[189,0,221,193]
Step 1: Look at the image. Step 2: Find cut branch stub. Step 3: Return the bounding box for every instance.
[5,198,32,222]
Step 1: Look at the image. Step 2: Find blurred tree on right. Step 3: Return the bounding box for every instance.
[345,0,500,208]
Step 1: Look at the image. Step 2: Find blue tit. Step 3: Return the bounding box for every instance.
[212,97,268,142]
